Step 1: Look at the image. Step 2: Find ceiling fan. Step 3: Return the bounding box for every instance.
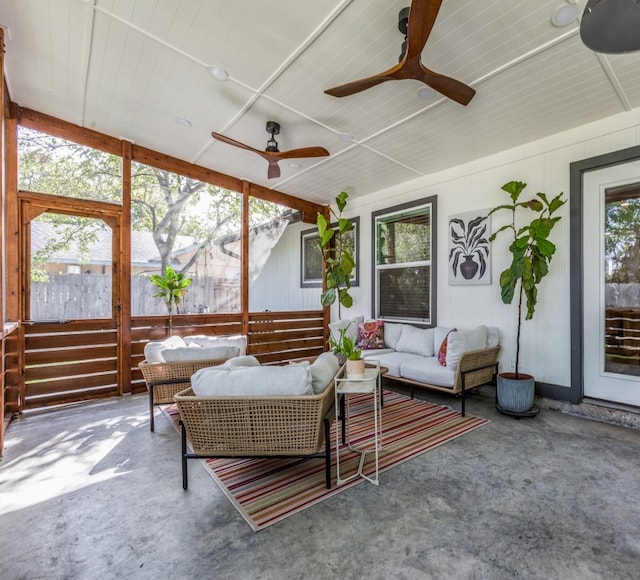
[211,121,330,179]
[324,0,475,105]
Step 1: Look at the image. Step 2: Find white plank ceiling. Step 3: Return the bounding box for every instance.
[2,0,639,205]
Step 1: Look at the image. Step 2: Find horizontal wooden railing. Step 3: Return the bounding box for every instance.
[18,310,326,408]
[23,320,119,409]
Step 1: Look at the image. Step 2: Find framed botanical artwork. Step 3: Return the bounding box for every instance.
[448,209,491,285]
[300,217,359,288]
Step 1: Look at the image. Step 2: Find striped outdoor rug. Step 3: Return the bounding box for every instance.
[163,390,489,532]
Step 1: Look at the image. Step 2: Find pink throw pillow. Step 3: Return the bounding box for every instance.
[357,320,385,349]
[438,329,456,366]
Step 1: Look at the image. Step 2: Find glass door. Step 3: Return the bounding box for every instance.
[583,160,640,407]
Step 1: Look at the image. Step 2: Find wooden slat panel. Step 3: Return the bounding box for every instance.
[249,328,324,343]
[25,332,116,350]
[248,310,323,322]
[24,386,118,409]
[26,372,118,397]
[27,345,117,365]
[249,319,323,333]
[256,347,324,365]
[248,338,324,356]
[26,359,116,381]
[23,319,117,333]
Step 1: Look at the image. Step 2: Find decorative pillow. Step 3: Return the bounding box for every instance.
[191,365,313,397]
[162,345,240,362]
[383,322,404,350]
[357,320,385,349]
[445,326,488,371]
[143,335,187,363]
[308,352,340,394]
[328,316,364,346]
[396,325,435,358]
[438,329,457,366]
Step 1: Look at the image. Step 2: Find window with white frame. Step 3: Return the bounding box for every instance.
[372,196,437,325]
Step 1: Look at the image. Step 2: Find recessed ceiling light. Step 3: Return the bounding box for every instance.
[417,86,435,99]
[289,162,301,169]
[174,116,192,127]
[339,133,352,142]
[208,65,229,81]
[551,3,579,27]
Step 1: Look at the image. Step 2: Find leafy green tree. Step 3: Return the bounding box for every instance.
[18,127,282,284]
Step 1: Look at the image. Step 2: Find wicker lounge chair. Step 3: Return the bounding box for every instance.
[174,365,344,490]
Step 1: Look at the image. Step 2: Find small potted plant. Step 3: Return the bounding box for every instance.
[329,326,364,377]
[489,180,566,414]
[149,265,193,335]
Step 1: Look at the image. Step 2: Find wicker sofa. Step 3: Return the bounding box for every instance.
[174,353,343,490]
[342,321,501,416]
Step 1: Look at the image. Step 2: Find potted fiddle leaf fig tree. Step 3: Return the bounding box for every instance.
[316,191,356,316]
[149,265,193,336]
[489,180,566,415]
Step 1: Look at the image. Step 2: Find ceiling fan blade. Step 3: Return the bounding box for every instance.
[418,64,475,105]
[211,132,261,154]
[267,159,281,179]
[324,63,403,97]
[275,146,330,160]
[404,0,442,61]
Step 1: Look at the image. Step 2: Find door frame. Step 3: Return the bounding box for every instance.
[570,144,640,405]
[17,191,128,408]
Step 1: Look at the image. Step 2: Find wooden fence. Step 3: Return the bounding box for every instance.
[30,274,240,319]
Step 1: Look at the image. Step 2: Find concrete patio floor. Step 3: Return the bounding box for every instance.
[1,387,639,580]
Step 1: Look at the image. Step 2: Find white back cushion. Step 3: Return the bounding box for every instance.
[308,352,340,394]
[383,322,404,350]
[143,335,187,363]
[186,334,247,356]
[328,316,364,345]
[162,345,240,362]
[487,326,501,348]
[396,325,435,357]
[445,326,489,372]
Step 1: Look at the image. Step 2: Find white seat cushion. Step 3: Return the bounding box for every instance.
[362,352,422,377]
[400,356,456,388]
[328,316,364,345]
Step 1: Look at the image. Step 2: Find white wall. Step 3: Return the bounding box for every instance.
[340,107,640,392]
[250,221,322,312]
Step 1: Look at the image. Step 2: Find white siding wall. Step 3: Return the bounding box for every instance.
[250,221,322,312]
[340,107,640,392]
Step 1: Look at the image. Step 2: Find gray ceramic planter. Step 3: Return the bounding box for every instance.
[496,372,535,413]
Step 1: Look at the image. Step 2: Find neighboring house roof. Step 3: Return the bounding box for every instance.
[30,221,195,268]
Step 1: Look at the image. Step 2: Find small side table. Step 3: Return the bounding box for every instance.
[334,361,382,486]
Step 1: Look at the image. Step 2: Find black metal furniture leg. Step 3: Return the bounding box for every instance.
[149,387,155,432]
[324,417,331,489]
[461,375,466,417]
[181,421,188,490]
